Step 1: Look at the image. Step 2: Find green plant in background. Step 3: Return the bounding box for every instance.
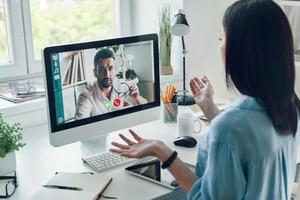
[159,1,172,66]
[116,69,138,80]
[0,114,25,158]
[159,1,173,74]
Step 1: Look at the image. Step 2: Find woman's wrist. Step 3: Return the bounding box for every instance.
[199,98,221,122]
[153,141,173,162]
[198,97,214,109]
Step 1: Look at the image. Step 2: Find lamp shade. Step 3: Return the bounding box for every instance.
[170,9,190,36]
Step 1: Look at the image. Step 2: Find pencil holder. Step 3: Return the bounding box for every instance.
[161,102,178,123]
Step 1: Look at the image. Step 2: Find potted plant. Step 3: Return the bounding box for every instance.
[116,69,138,80]
[159,1,173,75]
[0,114,25,175]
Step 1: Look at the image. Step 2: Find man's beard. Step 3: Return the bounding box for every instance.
[98,77,113,89]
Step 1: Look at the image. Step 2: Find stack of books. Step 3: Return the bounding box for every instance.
[0,78,45,103]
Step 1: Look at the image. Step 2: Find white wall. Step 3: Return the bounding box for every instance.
[82,49,97,81]
[184,0,237,100]
[124,42,154,81]
[130,0,184,75]
[184,0,300,99]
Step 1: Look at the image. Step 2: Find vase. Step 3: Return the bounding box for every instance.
[160,65,173,75]
[0,151,16,175]
[159,34,173,75]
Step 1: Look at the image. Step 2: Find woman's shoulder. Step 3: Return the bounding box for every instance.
[208,98,283,160]
[209,107,247,143]
[209,98,268,143]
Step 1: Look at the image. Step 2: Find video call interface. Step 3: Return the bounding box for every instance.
[50,41,155,125]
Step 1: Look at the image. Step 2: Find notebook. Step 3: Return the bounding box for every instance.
[30,172,112,200]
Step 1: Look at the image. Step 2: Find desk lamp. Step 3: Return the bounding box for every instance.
[170,9,195,106]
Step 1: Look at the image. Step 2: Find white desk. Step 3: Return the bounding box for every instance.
[9,108,209,200]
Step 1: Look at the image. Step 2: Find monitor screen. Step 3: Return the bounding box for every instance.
[43,34,160,134]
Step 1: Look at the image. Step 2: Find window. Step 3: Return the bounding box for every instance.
[0,0,9,64]
[0,0,119,79]
[29,0,114,60]
[0,0,27,79]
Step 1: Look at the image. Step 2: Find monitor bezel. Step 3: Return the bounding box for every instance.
[43,34,160,133]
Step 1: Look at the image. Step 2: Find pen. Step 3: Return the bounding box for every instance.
[95,178,117,200]
[42,184,82,191]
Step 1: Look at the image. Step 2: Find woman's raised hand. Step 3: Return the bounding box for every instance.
[190,76,214,107]
[190,76,221,122]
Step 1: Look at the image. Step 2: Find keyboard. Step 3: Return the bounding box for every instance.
[82,152,134,172]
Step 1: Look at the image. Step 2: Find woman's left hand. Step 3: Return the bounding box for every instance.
[190,76,214,107]
[110,129,161,159]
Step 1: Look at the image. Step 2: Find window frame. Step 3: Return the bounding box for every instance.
[0,0,124,81]
[0,0,27,80]
[21,0,40,75]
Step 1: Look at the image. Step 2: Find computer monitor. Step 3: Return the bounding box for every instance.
[42,34,160,147]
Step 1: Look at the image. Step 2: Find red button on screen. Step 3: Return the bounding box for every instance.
[113,98,121,107]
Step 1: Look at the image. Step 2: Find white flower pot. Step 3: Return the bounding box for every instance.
[0,151,16,175]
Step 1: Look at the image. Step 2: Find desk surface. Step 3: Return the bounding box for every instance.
[9,107,208,200]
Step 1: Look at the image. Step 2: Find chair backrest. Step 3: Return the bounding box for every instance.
[74,81,88,106]
[62,86,76,122]
[61,81,87,122]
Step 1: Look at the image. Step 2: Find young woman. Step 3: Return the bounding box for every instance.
[110,0,300,199]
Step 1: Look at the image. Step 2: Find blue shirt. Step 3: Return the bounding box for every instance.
[188,96,300,200]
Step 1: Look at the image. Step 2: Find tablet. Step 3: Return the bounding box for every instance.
[125,157,195,190]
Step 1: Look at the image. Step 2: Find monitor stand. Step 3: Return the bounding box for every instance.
[80,134,108,157]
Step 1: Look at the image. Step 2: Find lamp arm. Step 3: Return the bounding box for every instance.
[181,36,187,92]
[181,36,186,51]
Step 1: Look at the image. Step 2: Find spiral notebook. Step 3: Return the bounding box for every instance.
[30,172,112,200]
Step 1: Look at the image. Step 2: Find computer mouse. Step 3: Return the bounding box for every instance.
[170,180,179,187]
[173,136,197,148]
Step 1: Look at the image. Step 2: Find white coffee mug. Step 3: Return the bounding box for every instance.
[177,113,201,137]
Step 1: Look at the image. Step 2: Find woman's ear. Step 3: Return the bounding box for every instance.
[220,31,226,65]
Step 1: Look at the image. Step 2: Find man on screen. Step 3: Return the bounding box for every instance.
[75,48,148,120]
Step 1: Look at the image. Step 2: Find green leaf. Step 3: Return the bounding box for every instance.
[0,114,25,157]
[158,1,172,66]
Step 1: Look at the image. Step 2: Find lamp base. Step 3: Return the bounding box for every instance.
[177,94,195,106]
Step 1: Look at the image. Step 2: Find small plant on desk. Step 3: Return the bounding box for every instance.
[0,114,25,175]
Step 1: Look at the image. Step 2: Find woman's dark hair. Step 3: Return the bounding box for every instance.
[223,0,300,136]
